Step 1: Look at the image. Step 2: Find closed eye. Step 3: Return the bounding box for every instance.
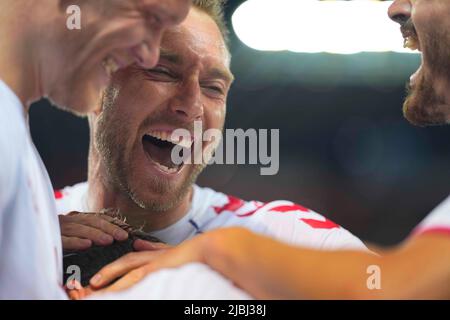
[145,66,177,81]
[204,86,223,93]
[201,83,226,99]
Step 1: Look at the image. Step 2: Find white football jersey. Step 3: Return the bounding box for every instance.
[89,263,252,300]
[0,79,66,299]
[55,182,368,251]
[413,195,450,236]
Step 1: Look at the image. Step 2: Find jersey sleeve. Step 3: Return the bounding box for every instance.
[255,201,368,251]
[54,182,89,215]
[0,116,20,246]
[412,196,450,237]
[208,197,368,252]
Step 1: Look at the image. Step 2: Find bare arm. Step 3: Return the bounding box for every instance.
[200,229,450,299]
[87,228,450,299]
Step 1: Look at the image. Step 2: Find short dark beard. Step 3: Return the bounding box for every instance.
[128,164,204,212]
[404,80,448,126]
[402,19,450,126]
[95,85,206,213]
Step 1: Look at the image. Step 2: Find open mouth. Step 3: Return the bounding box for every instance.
[402,31,423,88]
[401,20,420,52]
[142,131,192,175]
[403,34,421,52]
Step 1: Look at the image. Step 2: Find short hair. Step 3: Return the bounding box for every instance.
[192,0,229,46]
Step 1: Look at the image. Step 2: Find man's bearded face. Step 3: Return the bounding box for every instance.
[94,8,233,212]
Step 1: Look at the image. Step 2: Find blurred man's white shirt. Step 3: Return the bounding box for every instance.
[90,263,252,300]
[0,79,66,299]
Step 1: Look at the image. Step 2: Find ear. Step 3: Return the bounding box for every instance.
[93,91,105,115]
[87,112,97,128]
[84,93,103,118]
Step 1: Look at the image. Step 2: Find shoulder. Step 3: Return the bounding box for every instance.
[413,195,450,237]
[0,82,26,211]
[195,186,367,251]
[54,181,89,215]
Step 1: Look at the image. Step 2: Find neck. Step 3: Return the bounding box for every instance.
[0,1,49,110]
[86,144,193,232]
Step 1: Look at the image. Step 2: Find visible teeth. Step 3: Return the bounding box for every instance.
[154,162,178,174]
[403,37,419,51]
[175,137,192,149]
[102,56,120,77]
[147,131,193,148]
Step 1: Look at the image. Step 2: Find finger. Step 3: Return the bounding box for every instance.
[89,251,164,289]
[102,267,149,293]
[65,211,82,217]
[89,252,151,288]
[79,286,95,299]
[133,239,171,251]
[68,289,80,300]
[139,243,201,273]
[65,279,83,291]
[93,250,188,294]
[62,236,92,251]
[61,222,114,246]
[68,286,94,300]
[93,214,118,223]
[65,214,128,241]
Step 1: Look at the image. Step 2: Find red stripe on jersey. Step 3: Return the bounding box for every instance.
[214,198,336,227]
[414,227,450,236]
[214,196,266,217]
[269,204,310,213]
[214,196,245,214]
[54,190,63,199]
[235,202,267,217]
[300,218,340,229]
[270,204,340,229]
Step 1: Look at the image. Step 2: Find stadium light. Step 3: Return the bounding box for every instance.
[232,0,418,54]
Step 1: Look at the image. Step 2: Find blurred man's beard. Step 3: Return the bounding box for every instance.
[95,85,206,213]
[403,22,450,127]
[403,80,449,127]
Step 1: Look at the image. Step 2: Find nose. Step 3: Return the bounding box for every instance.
[130,31,163,69]
[169,78,204,122]
[388,0,412,24]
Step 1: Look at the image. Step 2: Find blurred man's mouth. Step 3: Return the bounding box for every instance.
[401,22,422,88]
[142,130,193,175]
[402,31,420,52]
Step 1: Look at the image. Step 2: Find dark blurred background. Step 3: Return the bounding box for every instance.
[30,0,450,246]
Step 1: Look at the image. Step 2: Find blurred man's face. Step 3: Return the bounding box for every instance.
[388,0,450,126]
[94,8,233,212]
[49,0,190,115]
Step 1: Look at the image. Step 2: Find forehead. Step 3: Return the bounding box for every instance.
[137,0,189,24]
[160,8,230,67]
